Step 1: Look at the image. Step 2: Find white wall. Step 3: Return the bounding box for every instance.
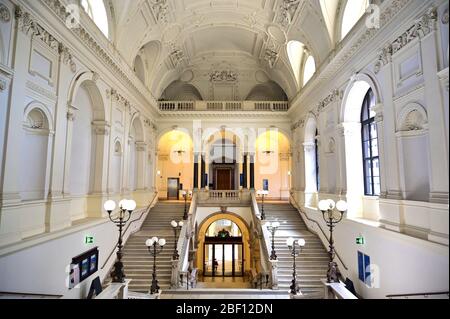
[300,205,449,298]
[0,206,151,298]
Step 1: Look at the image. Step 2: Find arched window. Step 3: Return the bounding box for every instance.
[287,40,304,86]
[303,55,316,86]
[81,0,109,38]
[315,129,320,192]
[361,88,380,196]
[341,0,369,40]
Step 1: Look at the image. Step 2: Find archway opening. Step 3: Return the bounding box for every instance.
[157,130,193,199]
[203,129,243,190]
[196,212,252,284]
[255,130,291,199]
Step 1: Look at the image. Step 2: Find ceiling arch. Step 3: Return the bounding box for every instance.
[109,0,338,100]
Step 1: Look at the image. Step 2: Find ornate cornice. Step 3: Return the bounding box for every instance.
[15,6,77,73]
[291,119,304,131]
[0,3,11,23]
[317,89,341,114]
[374,7,438,74]
[107,89,131,108]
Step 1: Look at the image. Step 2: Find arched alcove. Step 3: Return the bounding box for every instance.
[304,115,319,207]
[21,104,53,201]
[396,103,430,201]
[68,78,107,213]
[160,80,203,101]
[245,81,288,101]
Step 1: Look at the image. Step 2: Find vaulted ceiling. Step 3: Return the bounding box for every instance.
[108,0,335,100]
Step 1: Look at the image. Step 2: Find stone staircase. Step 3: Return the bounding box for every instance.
[262,202,329,297]
[105,201,187,293]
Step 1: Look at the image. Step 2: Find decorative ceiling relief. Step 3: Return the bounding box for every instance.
[150,0,169,24]
[209,70,238,83]
[277,0,301,29]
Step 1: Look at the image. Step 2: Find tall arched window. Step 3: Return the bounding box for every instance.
[315,129,320,192]
[287,40,304,86]
[361,88,380,196]
[303,55,316,86]
[341,0,369,40]
[81,0,109,38]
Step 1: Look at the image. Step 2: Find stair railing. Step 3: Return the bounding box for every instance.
[386,291,449,299]
[173,192,198,288]
[289,194,348,271]
[250,191,276,289]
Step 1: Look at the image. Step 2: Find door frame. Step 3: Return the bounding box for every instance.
[167,178,180,200]
[203,241,244,277]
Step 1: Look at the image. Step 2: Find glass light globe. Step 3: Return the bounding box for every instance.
[152,237,158,243]
[146,239,154,247]
[328,199,336,210]
[286,237,294,247]
[178,221,184,227]
[171,220,178,228]
[273,222,280,228]
[158,238,166,246]
[318,200,330,212]
[127,200,137,211]
[298,239,306,247]
[181,190,187,196]
[104,200,116,212]
[336,200,348,212]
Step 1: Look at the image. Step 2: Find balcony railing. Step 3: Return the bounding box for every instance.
[158,101,289,112]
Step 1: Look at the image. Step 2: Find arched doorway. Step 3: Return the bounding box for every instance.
[156,129,193,199]
[203,219,244,277]
[203,129,243,190]
[255,129,292,199]
[196,212,251,278]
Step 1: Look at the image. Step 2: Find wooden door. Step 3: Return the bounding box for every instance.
[216,169,232,190]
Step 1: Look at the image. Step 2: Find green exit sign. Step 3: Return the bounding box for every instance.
[85,236,95,244]
[356,236,365,245]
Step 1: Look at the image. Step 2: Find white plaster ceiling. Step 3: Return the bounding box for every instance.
[111,0,333,100]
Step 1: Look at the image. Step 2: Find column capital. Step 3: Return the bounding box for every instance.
[67,104,79,121]
[337,122,361,137]
[92,120,111,136]
[371,103,384,123]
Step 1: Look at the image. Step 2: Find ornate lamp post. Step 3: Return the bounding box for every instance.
[266,221,280,260]
[146,237,166,294]
[104,199,137,283]
[286,237,305,295]
[256,190,269,220]
[182,190,192,220]
[318,199,348,283]
[170,220,184,260]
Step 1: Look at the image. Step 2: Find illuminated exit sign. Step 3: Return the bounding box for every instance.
[356,236,365,245]
[85,236,95,244]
